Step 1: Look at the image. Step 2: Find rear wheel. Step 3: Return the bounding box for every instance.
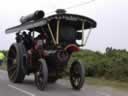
[35,59,48,90]
[7,43,25,83]
[70,60,85,90]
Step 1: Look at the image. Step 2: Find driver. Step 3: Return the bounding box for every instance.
[27,31,48,64]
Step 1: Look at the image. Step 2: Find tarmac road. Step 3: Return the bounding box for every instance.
[0,70,127,96]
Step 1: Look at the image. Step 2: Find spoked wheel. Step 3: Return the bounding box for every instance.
[35,59,48,90]
[70,60,85,90]
[7,43,25,83]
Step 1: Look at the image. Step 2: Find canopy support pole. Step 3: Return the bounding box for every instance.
[82,22,85,45]
[84,29,92,46]
[56,20,60,45]
[47,23,56,45]
[82,21,92,46]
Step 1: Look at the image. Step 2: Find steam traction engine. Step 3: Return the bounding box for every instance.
[5,9,97,90]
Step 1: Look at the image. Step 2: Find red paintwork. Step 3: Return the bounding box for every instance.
[65,44,80,53]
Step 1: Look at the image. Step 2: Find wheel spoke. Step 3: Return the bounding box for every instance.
[74,78,78,86]
[8,64,17,72]
[10,70,16,80]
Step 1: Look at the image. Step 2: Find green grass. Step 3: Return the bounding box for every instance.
[86,77,128,91]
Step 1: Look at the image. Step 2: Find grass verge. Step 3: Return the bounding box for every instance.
[86,77,128,91]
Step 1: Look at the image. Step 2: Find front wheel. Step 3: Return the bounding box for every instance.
[35,59,48,90]
[70,60,85,90]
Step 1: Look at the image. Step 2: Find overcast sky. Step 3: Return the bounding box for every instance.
[0,0,127,52]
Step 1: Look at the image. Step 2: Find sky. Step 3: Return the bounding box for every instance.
[0,0,127,52]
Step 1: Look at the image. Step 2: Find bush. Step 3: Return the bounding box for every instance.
[72,48,128,82]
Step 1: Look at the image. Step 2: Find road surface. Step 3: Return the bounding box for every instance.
[0,70,127,96]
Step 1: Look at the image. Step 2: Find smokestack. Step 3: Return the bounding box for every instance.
[20,10,45,24]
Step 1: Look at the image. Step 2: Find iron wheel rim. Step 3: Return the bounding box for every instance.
[7,46,17,81]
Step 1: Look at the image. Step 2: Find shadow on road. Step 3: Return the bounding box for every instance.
[20,78,82,93]
[10,77,85,96]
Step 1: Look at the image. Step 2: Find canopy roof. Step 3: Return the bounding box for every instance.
[5,13,97,34]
